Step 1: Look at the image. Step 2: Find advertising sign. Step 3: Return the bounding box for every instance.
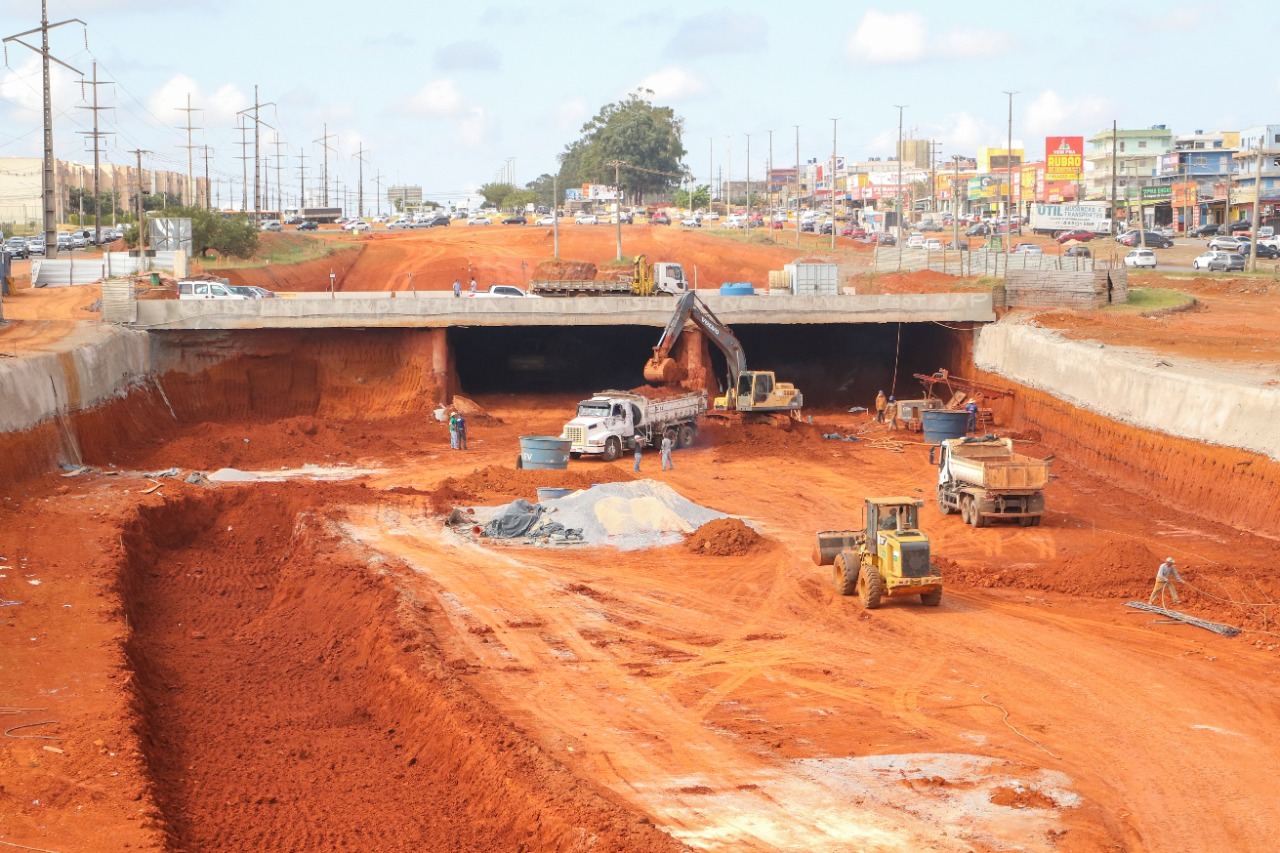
[1029,202,1111,234]
[1045,136,1084,182]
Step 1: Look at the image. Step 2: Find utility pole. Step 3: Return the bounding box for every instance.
[297,149,309,209]
[708,137,713,204]
[176,94,202,207]
[129,149,151,251]
[894,105,907,241]
[354,142,369,218]
[1111,120,1118,237]
[767,129,773,223]
[794,124,801,247]
[1249,146,1265,271]
[271,134,287,218]
[745,133,752,227]
[830,118,838,250]
[607,160,626,260]
[373,170,382,218]
[726,136,733,210]
[5,2,85,258]
[236,85,275,222]
[1003,91,1017,260]
[201,145,213,209]
[76,61,113,246]
[553,174,560,259]
[952,155,962,250]
[315,124,337,207]
[236,118,251,212]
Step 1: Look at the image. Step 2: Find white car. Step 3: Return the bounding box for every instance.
[1124,249,1157,269]
[924,237,943,251]
[702,212,720,221]
[680,216,702,228]
[466,216,492,226]
[387,219,413,229]
[574,214,598,225]
[471,284,541,298]
[534,215,556,226]
[343,220,370,232]
[905,233,926,249]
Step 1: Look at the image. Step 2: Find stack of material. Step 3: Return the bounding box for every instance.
[1003,268,1128,309]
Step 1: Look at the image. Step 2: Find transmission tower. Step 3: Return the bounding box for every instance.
[76,60,113,245]
[353,142,369,218]
[314,124,337,207]
[176,94,203,207]
[236,85,275,221]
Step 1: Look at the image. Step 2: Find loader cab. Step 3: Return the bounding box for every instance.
[865,498,920,541]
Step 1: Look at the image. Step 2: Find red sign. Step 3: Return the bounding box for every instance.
[1045,136,1084,182]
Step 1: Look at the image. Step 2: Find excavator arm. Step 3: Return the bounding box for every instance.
[644,292,747,389]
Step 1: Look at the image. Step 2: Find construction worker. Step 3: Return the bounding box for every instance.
[886,396,899,430]
[469,276,478,295]
[455,413,467,450]
[965,399,979,432]
[875,390,887,423]
[660,434,674,470]
[453,278,461,298]
[448,411,458,449]
[633,442,642,473]
[1149,557,1184,605]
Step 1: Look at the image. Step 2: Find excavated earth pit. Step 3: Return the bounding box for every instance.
[4,320,1280,853]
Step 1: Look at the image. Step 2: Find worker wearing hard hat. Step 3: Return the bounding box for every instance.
[1148,557,1184,605]
[875,390,887,423]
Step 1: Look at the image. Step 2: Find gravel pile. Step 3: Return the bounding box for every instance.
[535,480,730,551]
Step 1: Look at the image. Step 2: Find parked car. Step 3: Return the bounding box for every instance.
[924,237,944,251]
[387,219,413,229]
[260,220,283,232]
[5,236,30,258]
[680,215,702,228]
[617,212,634,224]
[1192,250,1245,271]
[296,220,318,231]
[816,220,834,235]
[966,223,992,236]
[651,212,671,225]
[574,214,598,225]
[702,212,720,221]
[841,225,866,239]
[917,221,944,232]
[1056,229,1095,243]
[872,232,896,246]
[27,237,45,255]
[905,233,926,248]
[501,215,527,225]
[471,284,541,298]
[1124,249,1157,269]
[1235,242,1280,259]
[1227,220,1253,233]
[1207,235,1248,251]
[466,216,492,226]
[70,233,87,249]
[1120,231,1173,248]
[343,220,370,232]
[1011,243,1043,254]
[1063,245,1091,258]
[534,215,556,226]
[946,239,969,251]
[1188,222,1222,238]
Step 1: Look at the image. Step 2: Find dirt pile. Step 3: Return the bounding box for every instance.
[532,259,597,280]
[425,464,634,514]
[684,517,763,556]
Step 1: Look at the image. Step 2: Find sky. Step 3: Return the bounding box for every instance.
[0,0,1267,212]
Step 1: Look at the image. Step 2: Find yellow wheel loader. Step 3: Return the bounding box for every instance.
[813,498,942,609]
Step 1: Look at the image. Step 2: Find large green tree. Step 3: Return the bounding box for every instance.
[559,91,686,205]
[672,184,711,210]
[478,182,516,208]
[140,205,259,258]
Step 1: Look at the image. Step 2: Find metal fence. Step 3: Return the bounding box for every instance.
[31,251,180,288]
[873,247,1104,276]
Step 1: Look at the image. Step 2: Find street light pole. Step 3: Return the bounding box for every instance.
[1003,91,1017,260]
[830,117,839,250]
[794,124,801,247]
[894,105,907,241]
[608,159,625,261]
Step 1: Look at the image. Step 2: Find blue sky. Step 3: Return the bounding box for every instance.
[0,0,1265,210]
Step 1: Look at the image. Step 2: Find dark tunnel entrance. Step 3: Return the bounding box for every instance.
[450,322,974,408]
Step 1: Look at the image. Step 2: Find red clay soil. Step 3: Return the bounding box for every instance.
[861,269,984,294]
[683,517,764,556]
[215,244,363,293]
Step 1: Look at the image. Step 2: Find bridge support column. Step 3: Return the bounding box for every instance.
[430,328,454,404]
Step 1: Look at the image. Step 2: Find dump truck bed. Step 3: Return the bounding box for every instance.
[948,454,1050,490]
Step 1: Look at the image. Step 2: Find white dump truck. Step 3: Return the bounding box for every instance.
[562,390,707,461]
[931,436,1051,527]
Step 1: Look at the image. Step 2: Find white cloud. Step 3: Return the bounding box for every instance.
[846,10,926,64]
[147,74,248,129]
[0,53,80,115]
[554,98,589,133]
[933,27,1011,60]
[938,111,1001,154]
[634,66,710,102]
[1023,90,1110,138]
[455,108,494,148]
[399,79,467,118]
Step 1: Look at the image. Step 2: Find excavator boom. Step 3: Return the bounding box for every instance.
[644,292,746,388]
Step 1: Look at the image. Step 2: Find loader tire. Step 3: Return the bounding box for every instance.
[920,587,943,607]
[834,551,859,596]
[602,437,621,463]
[859,562,883,610]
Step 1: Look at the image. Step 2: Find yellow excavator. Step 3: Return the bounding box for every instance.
[643,291,803,418]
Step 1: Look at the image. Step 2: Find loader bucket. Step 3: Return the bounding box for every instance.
[644,357,683,385]
[812,530,860,566]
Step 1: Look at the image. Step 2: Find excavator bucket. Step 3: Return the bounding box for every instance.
[644,357,683,385]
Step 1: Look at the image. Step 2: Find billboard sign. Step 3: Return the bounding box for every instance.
[1045,136,1084,182]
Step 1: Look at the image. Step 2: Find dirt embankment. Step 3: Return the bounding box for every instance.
[216,244,363,292]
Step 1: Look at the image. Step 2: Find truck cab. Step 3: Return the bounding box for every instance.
[650,261,688,296]
[563,395,640,461]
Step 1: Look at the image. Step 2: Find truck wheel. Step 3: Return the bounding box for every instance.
[971,506,987,528]
[834,551,858,596]
[859,563,883,610]
[960,498,972,525]
[602,437,621,462]
[1029,516,1042,527]
[920,587,943,607]
[569,452,582,460]
[678,424,696,449]
[664,427,679,448]
[1018,516,1035,527]
[937,488,955,515]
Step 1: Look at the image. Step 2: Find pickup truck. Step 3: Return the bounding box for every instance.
[178,280,250,300]
[562,390,706,461]
[931,436,1051,527]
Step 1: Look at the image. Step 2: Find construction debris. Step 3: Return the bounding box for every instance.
[1125,602,1241,637]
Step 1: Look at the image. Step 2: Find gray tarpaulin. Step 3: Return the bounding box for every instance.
[482,499,545,539]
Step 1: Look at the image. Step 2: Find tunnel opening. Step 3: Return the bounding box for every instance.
[451,322,972,407]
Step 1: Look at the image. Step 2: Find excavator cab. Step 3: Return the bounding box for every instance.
[716,370,803,414]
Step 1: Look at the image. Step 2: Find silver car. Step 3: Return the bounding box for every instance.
[1192,250,1245,272]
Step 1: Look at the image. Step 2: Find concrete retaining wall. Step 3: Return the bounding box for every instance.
[0,325,152,434]
[1003,269,1128,309]
[975,317,1279,460]
[130,292,996,330]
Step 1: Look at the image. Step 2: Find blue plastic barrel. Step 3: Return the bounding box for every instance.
[719,282,755,296]
[921,410,971,445]
[536,487,573,502]
[519,436,571,470]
